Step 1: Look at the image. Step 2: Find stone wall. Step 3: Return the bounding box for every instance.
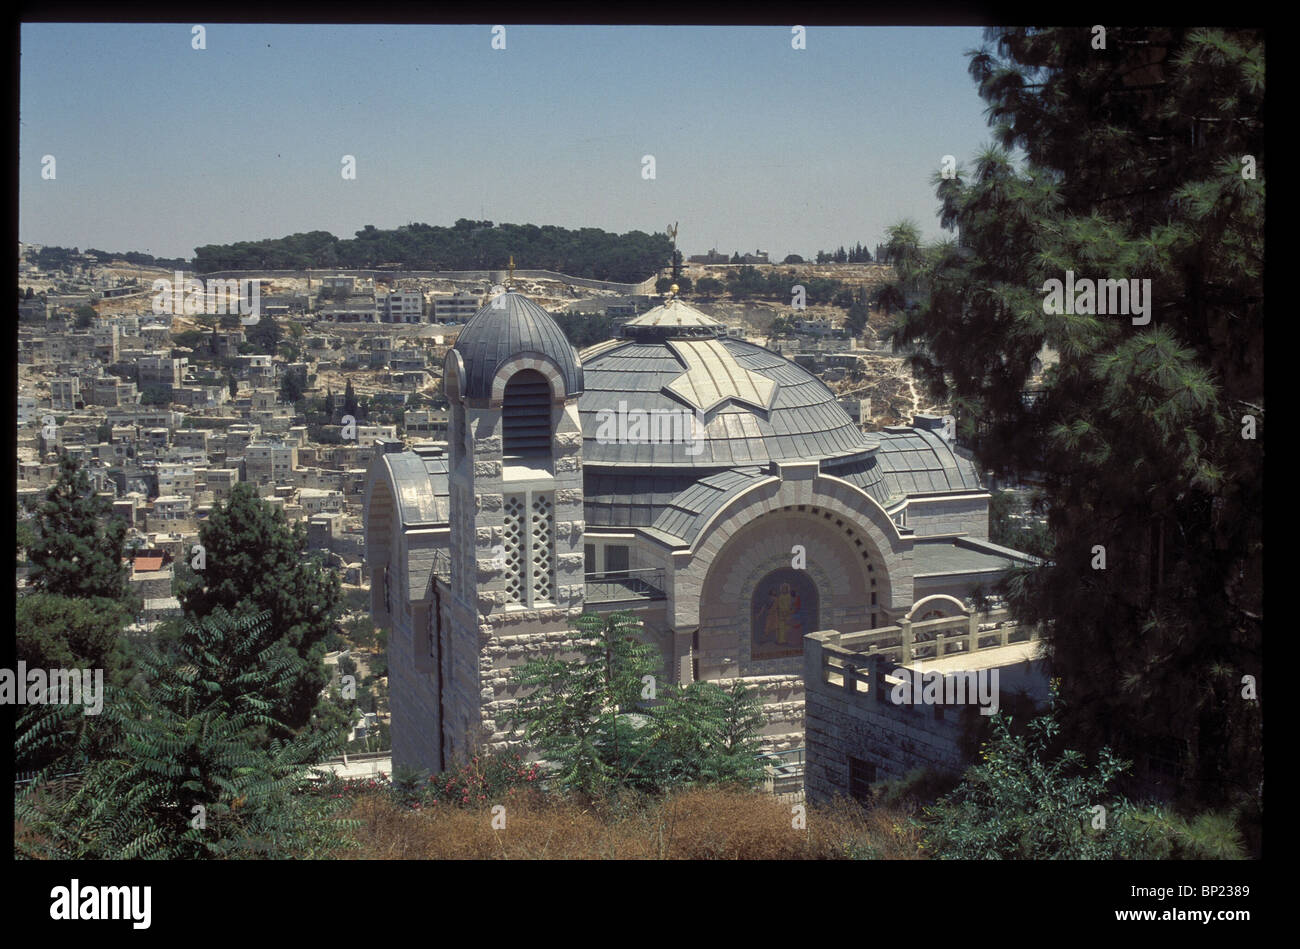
[388,597,442,774]
[804,639,970,804]
[906,494,989,539]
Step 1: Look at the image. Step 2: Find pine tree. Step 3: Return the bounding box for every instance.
[880,28,1263,809]
[28,453,132,603]
[176,483,343,733]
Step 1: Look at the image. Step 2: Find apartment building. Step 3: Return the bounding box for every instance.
[430,292,480,323]
[243,440,299,484]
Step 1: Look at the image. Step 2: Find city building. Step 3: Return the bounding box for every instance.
[430,292,481,323]
[377,290,424,323]
[243,439,299,484]
[50,377,81,410]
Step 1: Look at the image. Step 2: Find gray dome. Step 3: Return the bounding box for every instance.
[452,291,583,399]
[578,335,878,468]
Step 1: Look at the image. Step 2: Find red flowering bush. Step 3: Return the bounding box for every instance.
[423,749,541,809]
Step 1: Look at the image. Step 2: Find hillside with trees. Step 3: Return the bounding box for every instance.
[193,219,673,283]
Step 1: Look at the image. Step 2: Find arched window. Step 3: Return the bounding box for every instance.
[502,369,552,458]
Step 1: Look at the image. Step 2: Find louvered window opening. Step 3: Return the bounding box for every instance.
[502,370,552,458]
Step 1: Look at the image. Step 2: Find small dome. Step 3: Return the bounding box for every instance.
[623,297,726,340]
[452,291,583,399]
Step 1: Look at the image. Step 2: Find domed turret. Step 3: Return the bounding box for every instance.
[452,291,583,400]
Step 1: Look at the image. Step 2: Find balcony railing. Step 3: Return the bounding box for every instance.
[584,567,666,605]
[813,607,1040,692]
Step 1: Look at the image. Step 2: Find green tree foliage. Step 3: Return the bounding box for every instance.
[176,483,343,733]
[510,611,659,796]
[172,329,207,351]
[551,311,621,350]
[815,243,872,263]
[343,378,358,420]
[844,288,872,337]
[279,364,307,405]
[139,385,172,406]
[693,276,725,299]
[14,593,136,773]
[509,612,766,797]
[16,594,133,680]
[16,518,37,562]
[633,680,766,790]
[14,610,356,859]
[726,265,767,300]
[656,276,693,294]
[243,316,282,355]
[193,221,672,283]
[73,304,96,328]
[76,246,189,270]
[923,707,1173,859]
[988,489,1052,560]
[879,28,1263,808]
[28,454,132,602]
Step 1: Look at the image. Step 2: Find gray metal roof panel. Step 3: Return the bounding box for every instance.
[382,451,450,526]
[453,292,583,399]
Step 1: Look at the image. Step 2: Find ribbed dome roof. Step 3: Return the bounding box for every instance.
[578,335,878,468]
[452,291,583,399]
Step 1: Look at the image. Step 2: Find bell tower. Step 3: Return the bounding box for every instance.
[441,285,586,762]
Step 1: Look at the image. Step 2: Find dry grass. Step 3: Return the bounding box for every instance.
[342,786,924,860]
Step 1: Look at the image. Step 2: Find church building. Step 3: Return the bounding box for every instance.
[364,286,1036,774]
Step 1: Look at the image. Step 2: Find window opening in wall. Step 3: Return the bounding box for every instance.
[530,494,554,602]
[502,369,551,458]
[503,491,555,608]
[605,544,629,578]
[503,495,525,604]
[848,755,876,802]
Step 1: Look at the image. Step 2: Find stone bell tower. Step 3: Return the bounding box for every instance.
[439,286,587,761]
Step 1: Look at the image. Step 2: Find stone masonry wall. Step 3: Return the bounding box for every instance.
[804,639,970,805]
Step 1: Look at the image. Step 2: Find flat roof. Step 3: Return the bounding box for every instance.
[912,537,1038,577]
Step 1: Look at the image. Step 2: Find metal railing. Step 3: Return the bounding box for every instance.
[584,567,667,604]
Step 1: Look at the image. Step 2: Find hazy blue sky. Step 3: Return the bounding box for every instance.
[21,24,998,262]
